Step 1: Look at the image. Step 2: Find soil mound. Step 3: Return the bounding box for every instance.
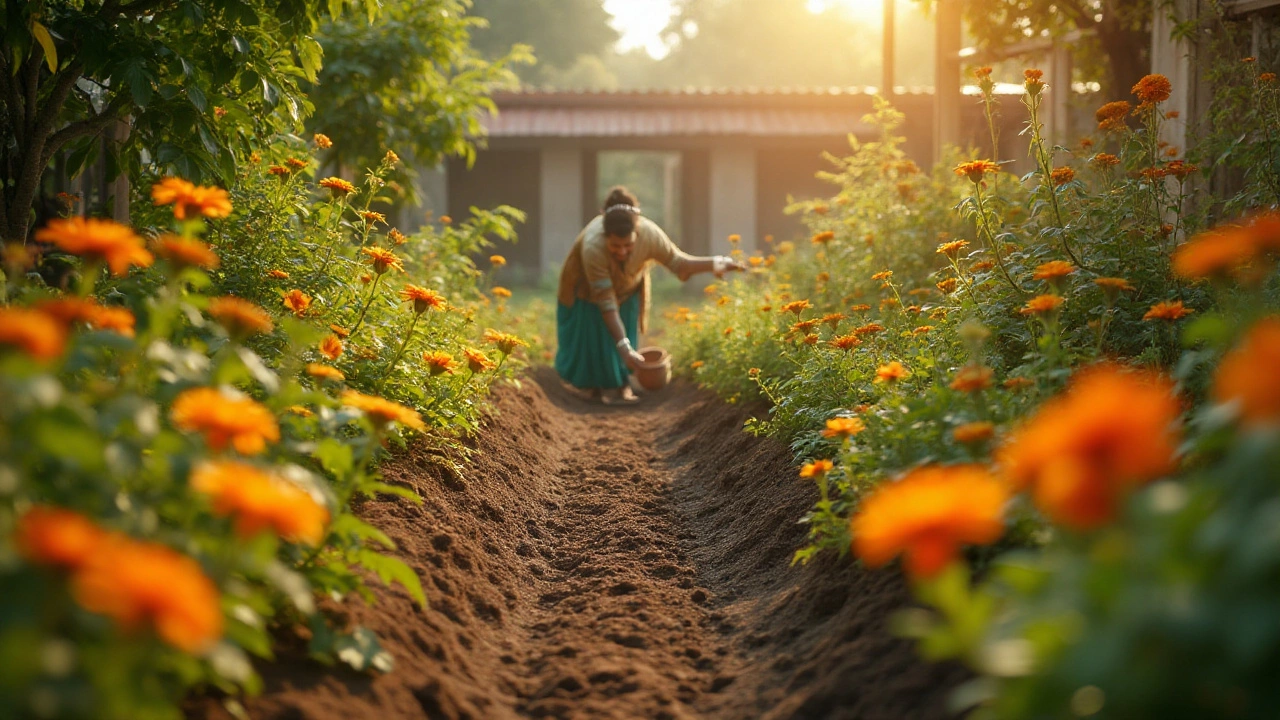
[188,368,962,719]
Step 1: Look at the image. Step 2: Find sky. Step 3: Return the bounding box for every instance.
[603,0,883,59]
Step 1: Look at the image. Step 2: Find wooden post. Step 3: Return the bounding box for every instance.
[1047,43,1073,144]
[933,0,962,164]
[109,118,131,224]
[882,0,895,97]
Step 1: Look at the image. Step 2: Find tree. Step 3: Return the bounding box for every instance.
[307,0,531,174]
[467,0,619,85]
[955,0,1149,97]
[0,0,374,244]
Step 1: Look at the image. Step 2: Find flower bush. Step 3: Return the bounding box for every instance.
[0,141,537,717]
[670,66,1280,716]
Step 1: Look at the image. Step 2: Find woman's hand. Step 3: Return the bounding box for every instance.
[712,255,746,279]
[615,337,645,370]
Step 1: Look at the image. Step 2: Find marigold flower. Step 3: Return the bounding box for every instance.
[305,364,344,382]
[35,217,153,276]
[1213,317,1280,426]
[690,360,705,370]
[314,133,333,149]
[17,506,105,569]
[319,177,355,196]
[362,247,403,274]
[1132,73,1173,107]
[0,307,67,361]
[849,303,871,312]
[1033,260,1077,281]
[974,66,993,79]
[150,177,233,220]
[1024,67,1044,85]
[192,460,329,545]
[950,366,994,393]
[1143,300,1193,321]
[1095,101,1132,132]
[998,364,1179,529]
[854,323,886,336]
[422,351,458,375]
[1172,213,1280,280]
[268,165,291,177]
[492,287,512,299]
[954,159,999,183]
[953,421,995,445]
[400,284,446,313]
[822,417,866,439]
[812,231,836,245]
[318,335,343,361]
[780,299,812,316]
[36,297,135,337]
[816,271,830,284]
[1261,72,1277,83]
[463,347,496,373]
[359,210,386,225]
[936,278,958,294]
[913,325,934,335]
[852,464,1008,579]
[820,313,845,330]
[1049,167,1075,186]
[799,459,834,478]
[265,269,288,280]
[285,157,308,170]
[875,361,910,383]
[171,387,279,455]
[1021,294,1065,316]
[1164,160,1197,181]
[156,235,220,270]
[341,390,425,431]
[71,536,223,653]
[871,270,893,282]
[970,261,994,271]
[483,328,526,355]
[1003,376,1035,391]
[937,239,969,258]
[282,289,311,317]
[1093,277,1135,295]
[209,297,273,337]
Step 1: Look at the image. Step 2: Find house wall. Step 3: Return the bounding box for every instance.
[446,150,542,283]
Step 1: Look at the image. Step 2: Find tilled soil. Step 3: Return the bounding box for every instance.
[189,368,963,720]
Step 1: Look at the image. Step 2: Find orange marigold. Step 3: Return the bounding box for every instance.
[1033,260,1077,281]
[780,299,812,316]
[156,236,220,270]
[821,312,846,329]
[319,177,355,196]
[483,328,526,355]
[1093,277,1135,295]
[282,289,311,317]
[1132,73,1173,107]
[150,177,232,220]
[388,228,407,245]
[0,307,67,361]
[1003,376,1035,391]
[849,303,871,312]
[1143,300,1193,321]
[422,351,458,375]
[341,390,425,432]
[799,459,834,478]
[463,347,496,373]
[875,361,910,383]
[191,460,329,545]
[1212,317,1280,426]
[955,159,999,183]
[71,536,223,653]
[362,246,403,274]
[829,334,861,351]
[1095,101,1132,132]
[209,297,273,337]
[306,363,345,382]
[285,157,308,170]
[936,278,958,294]
[319,335,344,360]
[854,322,886,336]
[359,210,386,225]
[36,297,135,337]
[492,287,512,299]
[812,230,836,245]
[171,387,280,455]
[871,270,893,281]
[313,133,333,149]
[267,269,290,279]
[35,217,153,276]
[1091,153,1121,168]
[400,284,446,313]
[822,417,866,440]
[17,506,105,569]
[950,366,994,393]
[490,254,507,267]
[937,239,970,258]
[1049,167,1075,186]
[1021,294,1065,316]
[852,464,1007,579]
[1173,213,1280,280]
[952,421,995,445]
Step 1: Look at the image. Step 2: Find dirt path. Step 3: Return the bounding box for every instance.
[189,369,962,720]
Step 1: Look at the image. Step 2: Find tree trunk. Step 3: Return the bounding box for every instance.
[1095,4,1151,98]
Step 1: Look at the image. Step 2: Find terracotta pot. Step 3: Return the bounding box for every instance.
[634,346,672,391]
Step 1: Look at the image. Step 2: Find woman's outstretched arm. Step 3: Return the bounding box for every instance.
[673,255,746,282]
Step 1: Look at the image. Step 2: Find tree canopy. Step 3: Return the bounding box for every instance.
[467,0,619,85]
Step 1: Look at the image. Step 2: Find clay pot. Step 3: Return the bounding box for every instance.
[634,346,672,391]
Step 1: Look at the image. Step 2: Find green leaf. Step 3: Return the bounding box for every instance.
[355,549,427,608]
[364,481,422,504]
[297,36,323,83]
[313,438,353,476]
[330,514,395,549]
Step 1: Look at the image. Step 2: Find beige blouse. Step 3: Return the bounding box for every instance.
[557,215,694,332]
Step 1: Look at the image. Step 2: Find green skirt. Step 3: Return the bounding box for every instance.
[555,293,639,390]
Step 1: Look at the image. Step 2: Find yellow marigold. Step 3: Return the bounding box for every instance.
[150,177,232,220]
[191,460,329,545]
[828,334,860,351]
[17,506,105,570]
[319,177,355,196]
[1132,73,1173,106]
[1213,317,1280,426]
[341,390,425,432]
[822,417,866,440]
[319,335,343,360]
[485,253,501,266]
[209,297,273,337]
[422,351,458,376]
[936,278,958,294]
[799,459,834,478]
[952,421,995,445]
[35,217,153,276]
[937,239,969,258]
[871,270,893,281]
[71,535,223,653]
[1049,167,1075,186]
[950,366,994,393]
[728,233,742,243]
[812,231,836,245]
[1021,294,1065,316]
[483,328,526,355]
[492,287,512,299]
[400,284,446,313]
[288,405,314,417]
[998,364,1179,529]
[171,387,280,455]
[954,159,999,183]
[359,210,386,225]
[313,133,333,149]
[267,269,290,279]
[0,307,67,361]
[282,289,311,317]
[1143,300,1193,321]
[463,347,497,373]
[1033,260,1077,281]
[1095,101,1132,132]
[388,228,407,245]
[156,236,220,270]
[852,464,1007,579]
[875,361,910,383]
[780,299,812,316]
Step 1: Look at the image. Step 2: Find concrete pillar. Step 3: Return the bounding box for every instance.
[581,149,599,226]
[1046,44,1073,145]
[539,147,584,278]
[708,147,756,257]
[1151,0,1200,155]
[933,0,962,164]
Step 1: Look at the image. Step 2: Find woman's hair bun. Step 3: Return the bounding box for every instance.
[603,185,639,211]
[602,185,640,238]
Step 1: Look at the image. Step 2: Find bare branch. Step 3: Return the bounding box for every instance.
[31,61,87,150]
[41,95,129,165]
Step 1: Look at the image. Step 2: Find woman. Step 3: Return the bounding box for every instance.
[556,186,743,404]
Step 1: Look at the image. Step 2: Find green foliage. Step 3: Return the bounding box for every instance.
[468,0,619,85]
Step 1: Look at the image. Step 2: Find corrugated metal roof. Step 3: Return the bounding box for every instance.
[483,87,935,139]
